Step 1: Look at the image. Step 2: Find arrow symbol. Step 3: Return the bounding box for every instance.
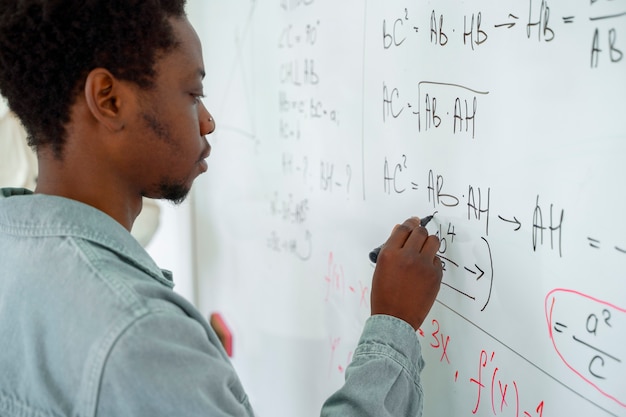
[498,215,521,231]
[464,264,485,281]
[494,14,519,29]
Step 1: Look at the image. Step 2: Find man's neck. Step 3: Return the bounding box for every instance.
[35,150,142,232]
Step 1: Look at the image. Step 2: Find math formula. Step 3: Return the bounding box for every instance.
[382,0,624,67]
[419,318,547,417]
[546,289,626,408]
[323,251,370,378]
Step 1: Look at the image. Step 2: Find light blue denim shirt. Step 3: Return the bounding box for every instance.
[0,188,425,417]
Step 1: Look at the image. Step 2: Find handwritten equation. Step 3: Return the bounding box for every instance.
[277,7,342,140]
[380,152,625,310]
[267,191,313,261]
[382,0,625,68]
[418,319,547,416]
[383,81,489,139]
[324,251,370,377]
[380,156,572,311]
[546,289,625,409]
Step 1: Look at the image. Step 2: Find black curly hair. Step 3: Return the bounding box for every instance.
[0,0,187,158]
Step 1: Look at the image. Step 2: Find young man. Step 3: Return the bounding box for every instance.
[0,1,443,416]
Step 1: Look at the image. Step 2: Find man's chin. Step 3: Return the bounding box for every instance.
[158,182,191,205]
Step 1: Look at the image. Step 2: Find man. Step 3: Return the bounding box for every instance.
[0,1,443,416]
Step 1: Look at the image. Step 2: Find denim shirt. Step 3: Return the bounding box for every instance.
[0,188,425,417]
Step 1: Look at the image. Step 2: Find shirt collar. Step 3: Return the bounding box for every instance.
[0,188,174,288]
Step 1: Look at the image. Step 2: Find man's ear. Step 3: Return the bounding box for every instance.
[84,68,126,132]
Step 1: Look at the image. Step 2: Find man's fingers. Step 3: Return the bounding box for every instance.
[404,225,428,249]
[384,217,421,249]
[420,233,440,256]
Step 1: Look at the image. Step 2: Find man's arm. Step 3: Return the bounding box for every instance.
[321,217,443,417]
[95,311,254,417]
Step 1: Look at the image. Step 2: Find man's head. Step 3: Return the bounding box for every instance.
[0,0,215,220]
[0,0,187,158]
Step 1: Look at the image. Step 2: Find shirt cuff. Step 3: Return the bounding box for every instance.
[354,315,425,379]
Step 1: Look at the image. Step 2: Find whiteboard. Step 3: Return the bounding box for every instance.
[187,1,626,416]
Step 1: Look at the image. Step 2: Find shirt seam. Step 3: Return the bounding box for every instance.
[0,391,64,417]
[64,237,156,416]
[82,308,160,416]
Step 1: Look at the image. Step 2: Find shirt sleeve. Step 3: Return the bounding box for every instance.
[95,310,255,417]
[320,315,425,417]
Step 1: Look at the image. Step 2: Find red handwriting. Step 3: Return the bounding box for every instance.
[429,319,451,364]
[470,350,545,416]
[328,336,353,376]
[545,288,625,408]
[324,251,370,308]
[420,319,545,416]
[324,251,345,302]
[420,319,457,378]
[324,251,368,379]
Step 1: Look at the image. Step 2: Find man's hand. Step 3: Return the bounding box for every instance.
[370,217,443,330]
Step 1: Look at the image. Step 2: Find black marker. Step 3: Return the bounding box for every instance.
[369,215,434,264]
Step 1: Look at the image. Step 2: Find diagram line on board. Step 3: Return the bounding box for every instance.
[360,1,368,201]
[216,2,258,144]
[435,299,619,417]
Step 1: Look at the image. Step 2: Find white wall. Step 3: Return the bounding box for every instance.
[145,198,197,305]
